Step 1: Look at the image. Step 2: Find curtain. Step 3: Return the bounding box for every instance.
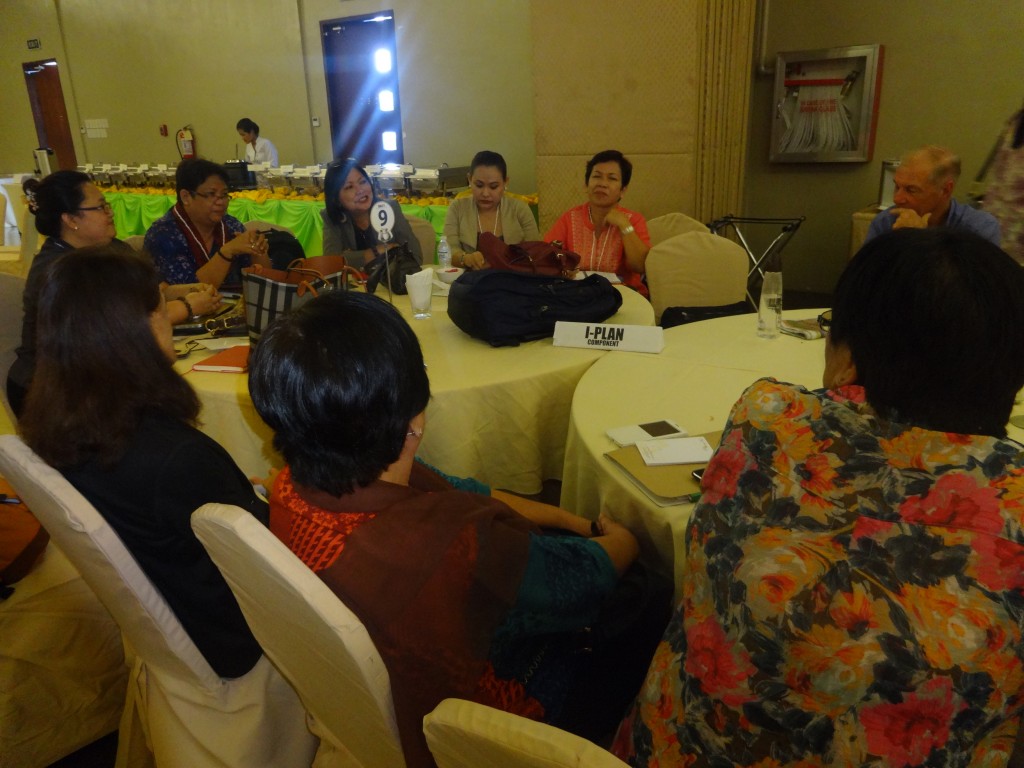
[694,1,756,223]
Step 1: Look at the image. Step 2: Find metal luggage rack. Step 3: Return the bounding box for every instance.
[708,215,805,307]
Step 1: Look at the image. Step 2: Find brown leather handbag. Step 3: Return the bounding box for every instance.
[477,232,581,278]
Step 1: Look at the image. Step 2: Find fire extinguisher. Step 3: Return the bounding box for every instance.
[176,126,196,159]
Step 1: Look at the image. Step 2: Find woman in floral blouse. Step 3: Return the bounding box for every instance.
[614,229,1024,766]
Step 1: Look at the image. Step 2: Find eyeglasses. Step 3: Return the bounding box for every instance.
[191,190,232,202]
[78,201,113,213]
[817,310,833,335]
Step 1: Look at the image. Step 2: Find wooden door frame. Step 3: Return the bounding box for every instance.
[23,58,77,170]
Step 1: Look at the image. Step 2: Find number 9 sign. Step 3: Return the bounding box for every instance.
[370,201,394,241]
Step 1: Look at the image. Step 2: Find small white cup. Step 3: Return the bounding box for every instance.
[406,267,433,319]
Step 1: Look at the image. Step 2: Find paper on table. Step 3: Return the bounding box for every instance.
[637,436,714,466]
[603,431,722,507]
[780,318,824,340]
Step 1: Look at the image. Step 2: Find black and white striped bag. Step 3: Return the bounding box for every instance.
[241,255,353,341]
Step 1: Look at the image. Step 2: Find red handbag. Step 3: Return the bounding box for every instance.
[477,232,581,278]
[0,477,49,591]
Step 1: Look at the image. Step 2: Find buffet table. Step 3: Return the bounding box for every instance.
[103,190,448,258]
[176,284,654,495]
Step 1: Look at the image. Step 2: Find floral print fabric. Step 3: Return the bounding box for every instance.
[614,378,1024,766]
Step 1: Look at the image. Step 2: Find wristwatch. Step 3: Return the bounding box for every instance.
[620,224,635,236]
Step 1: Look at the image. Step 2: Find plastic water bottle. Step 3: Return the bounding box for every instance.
[437,235,452,269]
[757,270,783,339]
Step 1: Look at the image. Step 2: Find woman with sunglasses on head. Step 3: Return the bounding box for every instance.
[144,158,271,291]
[443,150,539,270]
[321,157,423,269]
[6,172,219,416]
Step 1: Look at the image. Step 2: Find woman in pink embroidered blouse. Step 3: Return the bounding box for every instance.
[544,149,651,295]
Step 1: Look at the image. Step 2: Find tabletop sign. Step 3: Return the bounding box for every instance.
[552,321,664,353]
[370,200,394,242]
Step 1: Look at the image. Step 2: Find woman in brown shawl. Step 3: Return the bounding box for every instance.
[249,291,663,767]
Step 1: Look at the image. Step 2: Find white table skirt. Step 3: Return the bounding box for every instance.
[177,284,653,495]
[560,311,829,597]
[562,308,1024,599]
[0,544,127,766]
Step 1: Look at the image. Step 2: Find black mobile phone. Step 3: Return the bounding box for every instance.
[691,468,705,482]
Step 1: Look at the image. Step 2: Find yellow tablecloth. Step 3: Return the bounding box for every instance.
[103,190,448,258]
[562,310,1024,599]
[560,311,828,598]
[175,285,654,495]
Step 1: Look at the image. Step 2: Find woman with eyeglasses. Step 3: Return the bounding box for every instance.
[6,171,220,416]
[144,158,271,291]
[614,229,1024,766]
[321,157,423,269]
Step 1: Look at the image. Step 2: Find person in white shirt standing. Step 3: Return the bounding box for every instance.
[236,117,279,166]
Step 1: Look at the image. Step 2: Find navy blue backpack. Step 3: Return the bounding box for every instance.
[447,270,623,347]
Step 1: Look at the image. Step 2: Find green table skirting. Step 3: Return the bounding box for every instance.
[103,191,449,259]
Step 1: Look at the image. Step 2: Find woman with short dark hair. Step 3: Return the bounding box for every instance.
[19,245,268,679]
[144,157,271,289]
[545,149,651,294]
[250,290,663,768]
[235,117,279,166]
[320,157,422,268]
[442,150,540,270]
[615,228,1024,766]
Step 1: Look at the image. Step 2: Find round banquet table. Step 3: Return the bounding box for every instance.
[561,309,1024,598]
[176,283,653,494]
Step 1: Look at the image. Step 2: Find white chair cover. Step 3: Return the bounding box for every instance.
[645,231,749,323]
[0,203,38,278]
[0,272,25,423]
[192,502,406,768]
[0,435,317,768]
[122,234,146,252]
[243,219,297,236]
[423,698,629,768]
[407,215,437,262]
[646,212,709,246]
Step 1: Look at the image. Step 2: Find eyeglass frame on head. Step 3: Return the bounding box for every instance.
[817,309,832,335]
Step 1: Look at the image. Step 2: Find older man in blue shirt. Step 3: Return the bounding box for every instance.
[866,145,1001,245]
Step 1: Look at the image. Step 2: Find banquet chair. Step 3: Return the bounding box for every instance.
[0,273,26,424]
[645,230,749,326]
[0,203,37,278]
[646,212,709,246]
[122,234,146,252]
[423,698,629,768]
[0,435,318,768]
[407,214,437,262]
[192,502,406,768]
[244,219,296,237]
